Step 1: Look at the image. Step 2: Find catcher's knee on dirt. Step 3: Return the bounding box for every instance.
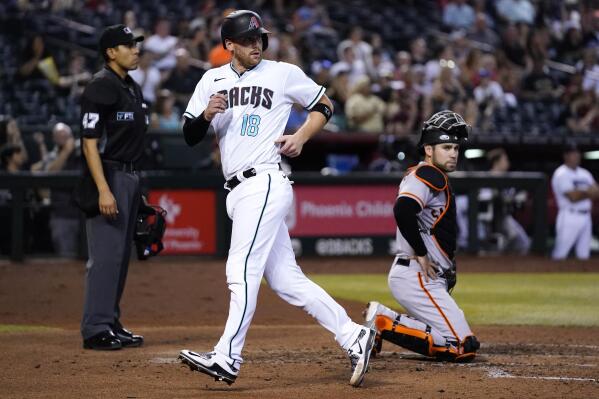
[375,315,480,362]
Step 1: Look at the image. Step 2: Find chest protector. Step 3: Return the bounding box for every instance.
[415,165,457,260]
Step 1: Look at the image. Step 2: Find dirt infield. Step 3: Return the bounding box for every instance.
[1,256,598,398]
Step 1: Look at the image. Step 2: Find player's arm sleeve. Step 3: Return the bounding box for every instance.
[394,196,428,257]
[182,75,212,146]
[183,112,210,146]
[80,78,117,138]
[284,63,325,109]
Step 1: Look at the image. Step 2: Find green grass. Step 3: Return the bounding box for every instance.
[0,325,58,333]
[307,273,599,327]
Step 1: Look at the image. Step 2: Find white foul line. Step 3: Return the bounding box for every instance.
[486,367,598,383]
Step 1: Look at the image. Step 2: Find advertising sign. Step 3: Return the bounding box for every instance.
[148,190,216,255]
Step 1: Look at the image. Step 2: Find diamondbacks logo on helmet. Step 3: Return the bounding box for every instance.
[249,16,260,29]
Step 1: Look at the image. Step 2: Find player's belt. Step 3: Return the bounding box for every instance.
[394,258,411,267]
[103,159,136,173]
[225,168,257,191]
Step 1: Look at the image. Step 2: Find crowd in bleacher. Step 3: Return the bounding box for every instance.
[1,0,598,256]
[2,1,599,151]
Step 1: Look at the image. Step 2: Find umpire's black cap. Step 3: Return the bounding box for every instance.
[99,24,144,54]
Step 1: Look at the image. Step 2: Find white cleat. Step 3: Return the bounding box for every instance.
[179,350,239,385]
[347,327,377,387]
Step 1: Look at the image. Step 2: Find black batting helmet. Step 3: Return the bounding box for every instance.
[221,10,270,51]
[418,110,470,153]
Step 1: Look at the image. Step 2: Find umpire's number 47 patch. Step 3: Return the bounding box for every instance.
[82,112,99,129]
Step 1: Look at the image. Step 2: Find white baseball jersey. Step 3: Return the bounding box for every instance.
[551,164,596,212]
[184,60,324,180]
[395,162,455,271]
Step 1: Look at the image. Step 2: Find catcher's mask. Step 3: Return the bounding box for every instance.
[134,199,167,260]
[221,10,270,51]
[418,110,470,154]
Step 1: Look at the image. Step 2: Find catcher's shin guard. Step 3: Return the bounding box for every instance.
[375,315,479,362]
[376,315,434,357]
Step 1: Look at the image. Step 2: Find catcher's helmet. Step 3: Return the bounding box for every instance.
[221,10,270,51]
[134,200,167,260]
[418,110,470,153]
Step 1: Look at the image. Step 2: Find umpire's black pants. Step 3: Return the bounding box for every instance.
[81,169,140,340]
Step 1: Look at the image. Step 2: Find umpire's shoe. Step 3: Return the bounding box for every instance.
[83,330,122,350]
[347,326,377,387]
[179,350,238,385]
[114,327,144,348]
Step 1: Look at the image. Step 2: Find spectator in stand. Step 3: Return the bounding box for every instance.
[163,48,205,110]
[0,117,28,161]
[496,0,536,25]
[385,86,418,138]
[337,27,374,78]
[443,0,475,31]
[430,61,466,111]
[18,34,48,80]
[459,48,482,92]
[467,12,500,48]
[291,0,337,42]
[474,68,505,129]
[527,26,551,62]
[501,23,529,69]
[583,9,599,51]
[123,9,146,39]
[276,33,301,66]
[409,37,429,67]
[394,51,412,80]
[557,23,585,66]
[185,22,211,63]
[371,48,395,82]
[144,18,178,71]
[327,69,351,119]
[330,46,368,89]
[345,76,386,134]
[151,89,181,132]
[565,89,599,134]
[0,144,25,172]
[581,48,599,97]
[56,51,92,99]
[520,56,563,102]
[44,122,81,257]
[129,50,162,106]
[423,44,457,95]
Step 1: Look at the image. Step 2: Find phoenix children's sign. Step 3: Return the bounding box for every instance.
[287,185,398,236]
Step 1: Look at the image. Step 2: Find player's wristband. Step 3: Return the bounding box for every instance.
[310,103,332,122]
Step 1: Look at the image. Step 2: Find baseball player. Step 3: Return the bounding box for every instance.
[551,144,599,260]
[364,110,480,362]
[178,10,376,387]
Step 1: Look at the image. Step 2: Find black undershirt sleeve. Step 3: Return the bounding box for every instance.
[183,112,210,147]
[394,196,428,257]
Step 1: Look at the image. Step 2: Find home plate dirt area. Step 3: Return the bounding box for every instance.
[0,256,598,398]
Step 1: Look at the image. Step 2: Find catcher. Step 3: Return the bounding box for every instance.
[365,110,480,362]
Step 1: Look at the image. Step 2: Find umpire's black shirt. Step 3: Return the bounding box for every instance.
[80,66,149,163]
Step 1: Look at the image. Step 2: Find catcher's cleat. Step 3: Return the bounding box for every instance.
[347,327,377,387]
[179,350,238,385]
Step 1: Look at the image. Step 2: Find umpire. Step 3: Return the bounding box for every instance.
[80,25,148,350]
